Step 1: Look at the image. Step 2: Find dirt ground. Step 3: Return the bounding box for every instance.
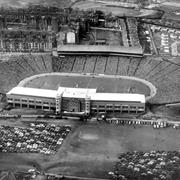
[1,121,180,178]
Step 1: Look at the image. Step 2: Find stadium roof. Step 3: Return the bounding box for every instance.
[57,45,143,57]
[7,87,57,98]
[7,87,145,103]
[7,87,97,99]
[91,93,145,103]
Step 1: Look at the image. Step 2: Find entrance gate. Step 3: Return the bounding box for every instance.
[68,99,80,112]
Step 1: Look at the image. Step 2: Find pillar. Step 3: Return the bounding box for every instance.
[85,96,91,116]
[56,93,62,114]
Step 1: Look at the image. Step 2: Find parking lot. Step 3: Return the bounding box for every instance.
[1,121,180,178]
[112,150,180,180]
[0,123,71,155]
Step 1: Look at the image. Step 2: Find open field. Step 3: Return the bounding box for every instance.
[1,121,180,178]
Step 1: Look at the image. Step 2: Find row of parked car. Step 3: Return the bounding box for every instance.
[110,150,180,180]
[107,118,180,129]
[0,123,71,155]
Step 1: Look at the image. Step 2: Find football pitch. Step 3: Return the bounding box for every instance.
[19,73,155,99]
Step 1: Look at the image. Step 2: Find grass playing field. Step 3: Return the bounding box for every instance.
[19,73,153,98]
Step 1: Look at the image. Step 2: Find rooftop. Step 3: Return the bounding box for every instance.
[57,45,143,56]
[7,86,145,103]
[7,87,58,98]
[91,93,145,103]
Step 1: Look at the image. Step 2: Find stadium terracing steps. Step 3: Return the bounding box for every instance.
[52,55,180,104]
[0,54,179,104]
[0,54,52,93]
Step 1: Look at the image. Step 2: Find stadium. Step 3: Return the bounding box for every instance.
[7,74,146,117]
[0,50,179,178]
[1,1,180,180]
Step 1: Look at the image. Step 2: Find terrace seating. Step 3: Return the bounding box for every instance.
[52,56,62,72]
[12,58,30,77]
[146,61,171,80]
[0,53,179,105]
[52,56,75,73]
[132,57,180,103]
[83,56,96,73]
[72,56,86,73]
[0,54,52,92]
[94,56,107,74]
[116,56,131,76]
[151,70,180,103]
[125,57,141,77]
[43,54,53,72]
[59,56,75,72]
[22,54,40,73]
[15,56,34,74]
[105,56,118,75]
[109,55,180,104]
[31,55,47,72]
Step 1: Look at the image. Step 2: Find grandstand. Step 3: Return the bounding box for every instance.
[59,56,75,72]
[0,52,179,105]
[0,53,52,93]
[72,56,86,73]
[116,57,131,76]
[83,56,96,73]
[7,86,145,116]
[94,56,107,74]
[57,45,143,57]
[51,55,180,104]
[105,56,118,75]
